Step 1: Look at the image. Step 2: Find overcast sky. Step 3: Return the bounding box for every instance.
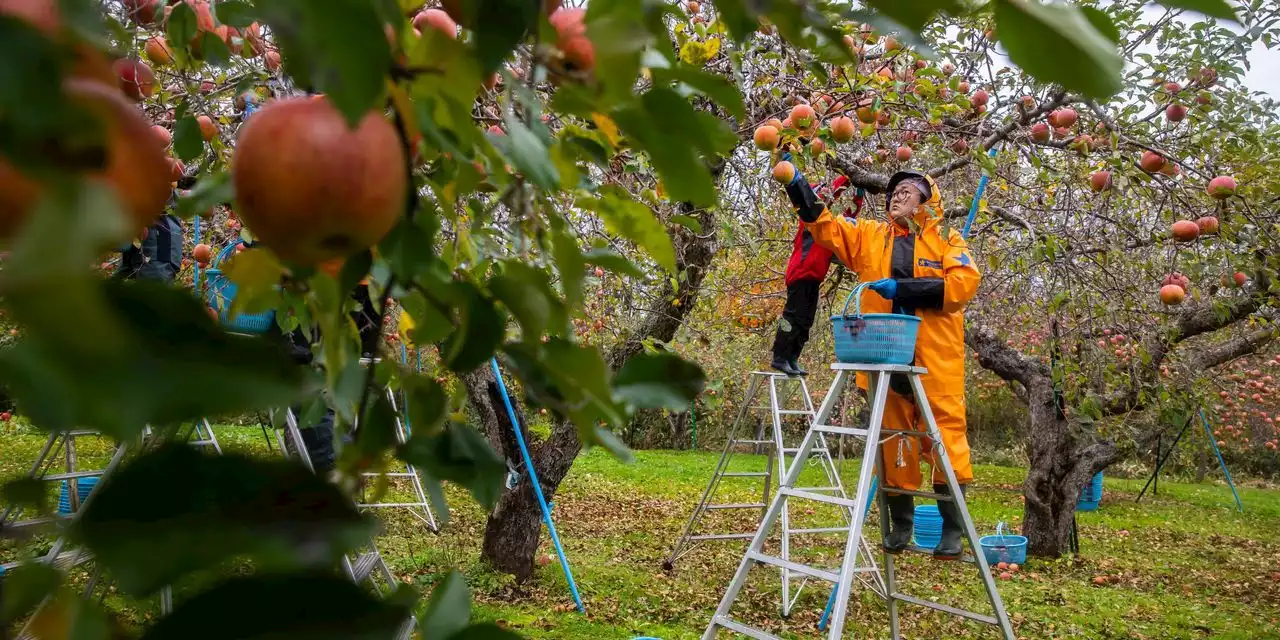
[1244,40,1280,99]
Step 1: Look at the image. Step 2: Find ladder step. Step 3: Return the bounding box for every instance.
[882,487,952,501]
[188,440,216,447]
[781,488,857,509]
[691,533,757,541]
[721,472,769,478]
[746,551,839,583]
[791,526,850,535]
[775,410,813,415]
[67,430,101,437]
[781,447,829,455]
[40,470,104,481]
[361,472,417,478]
[705,503,766,510]
[358,502,431,508]
[891,592,998,625]
[794,486,843,493]
[905,544,976,563]
[814,425,869,437]
[731,439,772,446]
[349,552,381,583]
[711,616,782,640]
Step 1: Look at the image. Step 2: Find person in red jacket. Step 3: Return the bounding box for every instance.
[771,172,864,376]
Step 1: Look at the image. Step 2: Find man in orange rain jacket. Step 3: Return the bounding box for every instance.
[778,161,980,559]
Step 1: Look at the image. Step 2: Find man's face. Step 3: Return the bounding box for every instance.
[889,181,924,224]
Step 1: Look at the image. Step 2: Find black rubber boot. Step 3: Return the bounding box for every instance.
[882,493,914,553]
[933,483,967,560]
[771,358,800,376]
[789,360,808,376]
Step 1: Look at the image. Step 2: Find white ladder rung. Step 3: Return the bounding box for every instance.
[349,552,381,583]
[814,425,868,437]
[775,409,813,415]
[795,485,843,493]
[721,472,769,478]
[40,470,104,481]
[711,615,783,640]
[359,502,431,508]
[791,526,850,535]
[731,439,771,445]
[892,592,999,625]
[781,447,829,455]
[746,551,838,582]
[780,488,857,509]
[706,503,766,510]
[361,472,418,478]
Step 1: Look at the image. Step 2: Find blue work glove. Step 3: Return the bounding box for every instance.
[867,278,898,300]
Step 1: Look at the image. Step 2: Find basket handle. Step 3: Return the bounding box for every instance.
[996,521,1007,544]
[210,240,245,269]
[841,282,871,318]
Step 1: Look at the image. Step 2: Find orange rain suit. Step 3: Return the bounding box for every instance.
[800,174,980,489]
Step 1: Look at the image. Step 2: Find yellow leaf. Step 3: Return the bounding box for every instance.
[591,112,622,148]
[399,309,416,347]
[704,37,721,60]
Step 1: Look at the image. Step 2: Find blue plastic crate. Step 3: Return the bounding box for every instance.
[1077,471,1103,511]
[57,476,99,515]
[831,283,920,365]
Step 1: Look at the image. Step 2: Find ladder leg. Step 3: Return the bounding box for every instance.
[0,432,60,527]
[873,383,901,638]
[826,371,890,640]
[702,423,827,640]
[665,374,766,568]
[907,374,1015,640]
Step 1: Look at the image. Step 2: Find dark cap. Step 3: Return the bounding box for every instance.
[885,171,930,208]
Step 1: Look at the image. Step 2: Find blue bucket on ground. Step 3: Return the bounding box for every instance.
[203,242,276,335]
[57,476,99,515]
[912,504,942,549]
[1077,471,1103,512]
[831,283,921,365]
[979,522,1027,566]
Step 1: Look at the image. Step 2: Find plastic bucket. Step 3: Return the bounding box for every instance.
[202,242,276,334]
[912,504,942,549]
[1077,472,1103,511]
[57,476,99,515]
[979,522,1028,566]
[830,283,921,365]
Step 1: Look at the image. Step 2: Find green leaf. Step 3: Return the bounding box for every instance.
[583,247,644,278]
[175,172,233,221]
[1,476,48,515]
[173,114,204,162]
[862,0,961,31]
[221,248,285,316]
[398,421,507,509]
[1080,7,1121,45]
[257,0,392,127]
[581,185,677,273]
[421,572,470,639]
[0,278,305,439]
[651,64,745,120]
[1154,0,1238,21]
[613,352,705,410]
[196,30,233,67]
[73,445,375,596]
[586,0,654,106]
[468,0,537,74]
[551,228,585,311]
[402,374,448,436]
[165,0,198,48]
[399,289,452,346]
[0,563,61,626]
[498,117,560,190]
[0,17,73,171]
[214,0,260,28]
[439,282,505,373]
[140,574,411,640]
[488,261,564,342]
[994,0,1123,99]
[670,214,703,233]
[503,339,626,434]
[610,87,733,207]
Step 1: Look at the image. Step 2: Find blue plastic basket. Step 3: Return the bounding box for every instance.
[202,241,276,334]
[912,504,942,549]
[57,476,99,515]
[979,522,1028,566]
[1076,471,1103,511]
[831,283,921,365]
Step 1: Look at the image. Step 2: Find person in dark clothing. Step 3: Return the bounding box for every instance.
[770,172,864,376]
[114,193,183,283]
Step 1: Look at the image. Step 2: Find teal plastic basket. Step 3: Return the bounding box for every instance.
[979,522,1028,565]
[202,241,276,334]
[1077,471,1103,511]
[831,283,921,365]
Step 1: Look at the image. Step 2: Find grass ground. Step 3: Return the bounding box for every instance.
[2,421,1279,639]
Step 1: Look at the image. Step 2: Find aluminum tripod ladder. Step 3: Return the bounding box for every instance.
[274,404,415,640]
[704,363,1015,639]
[666,371,883,616]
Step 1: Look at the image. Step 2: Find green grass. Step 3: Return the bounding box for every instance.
[3,422,1279,639]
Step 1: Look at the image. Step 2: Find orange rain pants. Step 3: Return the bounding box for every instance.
[879,390,972,489]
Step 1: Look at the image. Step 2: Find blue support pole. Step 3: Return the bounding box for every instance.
[193,215,202,295]
[1199,409,1243,513]
[961,146,1001,240]
[489,358,586,614]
